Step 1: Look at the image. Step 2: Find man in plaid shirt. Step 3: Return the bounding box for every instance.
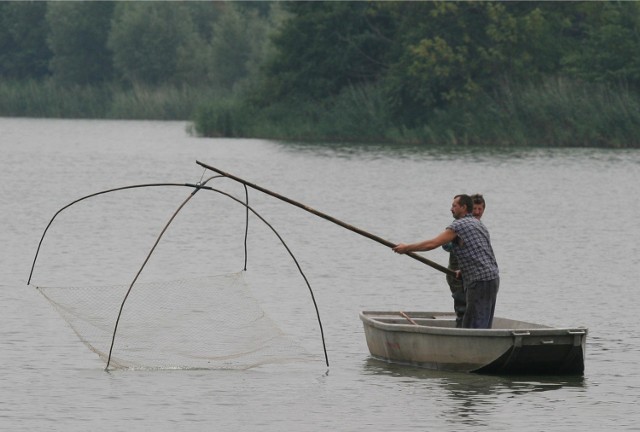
[393,194,499,329]
[444,194,486,328]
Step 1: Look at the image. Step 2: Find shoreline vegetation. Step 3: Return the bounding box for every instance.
[1,78,638,148]
[4,2,640,149]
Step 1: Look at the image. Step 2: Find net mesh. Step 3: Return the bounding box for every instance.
[36,272,317,370]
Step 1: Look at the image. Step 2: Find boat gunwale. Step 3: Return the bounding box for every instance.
[360,311,588,338]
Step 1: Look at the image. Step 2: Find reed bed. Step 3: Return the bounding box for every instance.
[2,78,639,148]
[0,80,218,120]
[192,78,640,148]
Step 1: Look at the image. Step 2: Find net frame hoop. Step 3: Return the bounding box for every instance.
[28,180,329,369]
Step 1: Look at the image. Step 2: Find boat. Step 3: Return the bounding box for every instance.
[360,311,587,375]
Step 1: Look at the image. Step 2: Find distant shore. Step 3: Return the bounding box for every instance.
[2,78,638,148]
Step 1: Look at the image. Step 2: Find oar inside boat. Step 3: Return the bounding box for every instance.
[195,161,455,277]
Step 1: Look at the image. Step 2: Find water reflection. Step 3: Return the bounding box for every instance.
[276,139,640,167]
[362,357,585,393]
[362,358,586,427]
[277,139,532,161]
[443,373,585,427]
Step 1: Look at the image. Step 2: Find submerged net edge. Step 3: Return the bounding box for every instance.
[34,272,321,370]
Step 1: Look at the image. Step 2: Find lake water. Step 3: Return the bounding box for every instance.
[1,117,639,431]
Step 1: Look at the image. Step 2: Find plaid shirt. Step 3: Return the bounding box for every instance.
[448,214,499,283]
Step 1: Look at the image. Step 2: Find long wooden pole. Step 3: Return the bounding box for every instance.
[196,161,455,276]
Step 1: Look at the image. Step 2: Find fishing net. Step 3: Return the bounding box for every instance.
[35,272,317,370]
[29,174,329,370]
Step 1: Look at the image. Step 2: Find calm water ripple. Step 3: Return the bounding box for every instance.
[1,118,639,431]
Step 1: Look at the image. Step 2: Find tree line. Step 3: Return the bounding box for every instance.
[0,2,271,90]
[1,1,639,147]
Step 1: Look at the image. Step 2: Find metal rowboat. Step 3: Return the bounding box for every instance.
[360,311,587,374]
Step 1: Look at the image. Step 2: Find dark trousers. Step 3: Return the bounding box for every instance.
[461,277,500,329]
[447,254,466,327]
[450,285,466,328]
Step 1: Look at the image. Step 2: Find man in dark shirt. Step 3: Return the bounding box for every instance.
[444,193,486,327]
[393,194,499,329]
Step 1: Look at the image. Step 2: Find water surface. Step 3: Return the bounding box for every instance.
[1,118,638,431]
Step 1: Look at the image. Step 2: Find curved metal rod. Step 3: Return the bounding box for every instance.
[243,184,249,271]
[106,178,214,369]
[107,182,328,369]
[197,185,330,368]
[28,183,202,286]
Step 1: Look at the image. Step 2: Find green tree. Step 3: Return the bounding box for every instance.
[380,2,495,125]
[263,2,394,101]
[0,1,51,79]
[561,2,640,86]
[46,1,115,85]
[262,2,574,126]
[209,3,275,91]
[108,2,207,86]
[380,2,587,126]
[185,1,224,41]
